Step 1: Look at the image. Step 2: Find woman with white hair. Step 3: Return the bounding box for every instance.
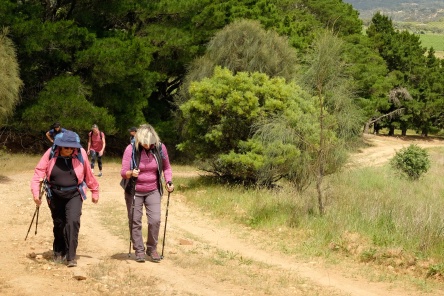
[120,124,174,263]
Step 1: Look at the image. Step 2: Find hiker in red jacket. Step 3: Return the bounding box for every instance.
[87,124,106,177]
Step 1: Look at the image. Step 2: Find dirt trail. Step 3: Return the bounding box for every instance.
[348,134,444,168]
[1,134,443,296]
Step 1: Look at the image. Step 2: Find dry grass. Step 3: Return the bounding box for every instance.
[0,152,40,180]
[86,258,160,295]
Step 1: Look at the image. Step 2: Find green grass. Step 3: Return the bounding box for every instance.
[0,149,41,175]
[419,33,444,51]
[174,147,444,284]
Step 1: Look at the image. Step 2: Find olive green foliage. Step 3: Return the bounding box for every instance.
[253,111,320,190]
[253,32,363,193]
[299,31,363,213]
[390,144,431,180]
[180,19,299,103]
[0,28,23,124]
[179,66,316,182]
[21,75,115,133]
[302,31,363,145]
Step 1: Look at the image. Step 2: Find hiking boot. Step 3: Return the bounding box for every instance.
[53,252,66,263]
[147,250,161,263]
[67,260,77,267]
[135,255,145,263]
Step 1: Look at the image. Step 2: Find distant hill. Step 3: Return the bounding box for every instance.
[342,0,444,21]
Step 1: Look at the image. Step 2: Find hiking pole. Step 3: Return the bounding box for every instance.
[25,179,45,240]
[34,205,40,235]
[127,169,138,257]
[128,194,136,257]
[25,207,38,240]
[160,191,171,260]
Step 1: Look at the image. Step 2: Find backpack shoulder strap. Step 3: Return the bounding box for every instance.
[158,142,164,158]
[152,143,164,196]
[152,142,164,172]
[130,143,142,169]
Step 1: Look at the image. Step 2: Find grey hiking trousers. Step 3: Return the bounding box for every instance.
[125,189,161,257]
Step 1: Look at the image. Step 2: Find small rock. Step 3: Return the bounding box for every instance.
[73,270,87,281]
[27,252,37,259]
[179,239,193,245]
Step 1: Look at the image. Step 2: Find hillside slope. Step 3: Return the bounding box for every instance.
[343,0,444,21]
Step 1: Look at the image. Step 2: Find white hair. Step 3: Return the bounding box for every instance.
[135,124,160,150]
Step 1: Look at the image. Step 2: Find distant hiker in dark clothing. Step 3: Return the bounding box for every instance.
[31,130,99,268]
[46,122,66,143]
[128,126,137,144]
[120,124,174,263]
[87,124,106,177]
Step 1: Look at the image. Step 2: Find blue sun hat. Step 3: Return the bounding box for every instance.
[54,130,82,148]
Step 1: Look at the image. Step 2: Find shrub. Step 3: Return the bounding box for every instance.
[390,144,430,180]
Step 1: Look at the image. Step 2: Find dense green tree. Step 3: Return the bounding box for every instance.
[301,0,362,35]
[75,35,161,131]
[412,48,444,136]
[179,19,299,103]
[0,28,23,124]
[21,75,115,135]
[341,33,395,131]
[365,12,443,136]
[179,66,317,182]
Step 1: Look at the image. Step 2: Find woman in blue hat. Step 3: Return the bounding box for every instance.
[31,130,99,267]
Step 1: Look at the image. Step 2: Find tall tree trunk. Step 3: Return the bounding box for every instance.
[364,121,371,134]
[317,88,325,216]
[316,168,325,215]
[388,125,395,136]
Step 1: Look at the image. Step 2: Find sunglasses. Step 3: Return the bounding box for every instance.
[61,147,75,150]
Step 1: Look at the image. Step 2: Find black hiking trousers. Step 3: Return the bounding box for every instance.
[90,150,102,171]
[48,189,82,261]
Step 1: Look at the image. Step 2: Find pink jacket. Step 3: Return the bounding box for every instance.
[120,144,172,193]
[31,147,99,200]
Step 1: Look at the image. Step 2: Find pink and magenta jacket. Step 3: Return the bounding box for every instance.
[31,147,99,200]
[120,144,172,193]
